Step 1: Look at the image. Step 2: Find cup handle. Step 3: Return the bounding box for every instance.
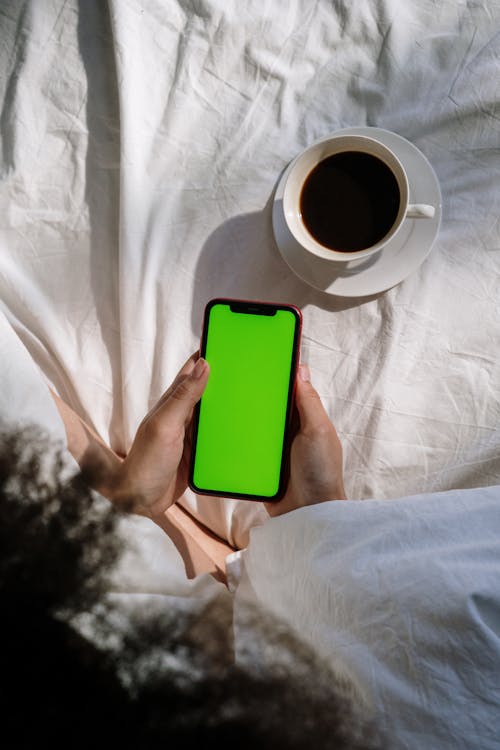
[406,203,435,219]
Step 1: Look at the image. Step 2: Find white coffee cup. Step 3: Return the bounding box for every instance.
[283,133,435,263]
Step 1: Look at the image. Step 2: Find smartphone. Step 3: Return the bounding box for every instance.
[189,298,302,501]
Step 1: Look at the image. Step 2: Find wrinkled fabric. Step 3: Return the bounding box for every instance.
[1,1,500,547]
[230,490,500,750]
[1,5,500,740]
[2,303,499,749]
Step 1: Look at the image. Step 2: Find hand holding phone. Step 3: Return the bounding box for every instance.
[90,298,344,521]
[265,363,346,516]
[109,353,210,516]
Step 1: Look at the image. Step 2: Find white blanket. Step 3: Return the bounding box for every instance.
[230,490,500,750]
[2,305,499,749]
[1,0,500,546]
[1,6,500,745]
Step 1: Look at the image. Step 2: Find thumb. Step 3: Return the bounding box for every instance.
[160,357,210,426]
[295,364,331,434]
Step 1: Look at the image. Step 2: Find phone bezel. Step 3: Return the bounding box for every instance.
[188,297,302,502]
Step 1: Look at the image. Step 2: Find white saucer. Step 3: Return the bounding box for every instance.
[272,127,442,297]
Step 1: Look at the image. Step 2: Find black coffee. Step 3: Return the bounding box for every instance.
[299,151,400,252]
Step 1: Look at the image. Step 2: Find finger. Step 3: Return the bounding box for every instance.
[176,350,200,377]
[146,352,200,420]
[159,352,199,402]
[155,357,210,427]
[294,364,332,434]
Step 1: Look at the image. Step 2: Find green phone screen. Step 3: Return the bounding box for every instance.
[191,301,300,499]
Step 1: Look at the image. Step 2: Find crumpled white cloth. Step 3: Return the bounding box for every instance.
[1,1,500,547]
[229,490,500,750]
[2,308,499,749]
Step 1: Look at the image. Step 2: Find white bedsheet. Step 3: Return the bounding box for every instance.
[2,305,498,749]
[1,2,500,543]
[230,489,500,750]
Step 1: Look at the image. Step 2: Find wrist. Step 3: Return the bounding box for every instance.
[80,447,125,503]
